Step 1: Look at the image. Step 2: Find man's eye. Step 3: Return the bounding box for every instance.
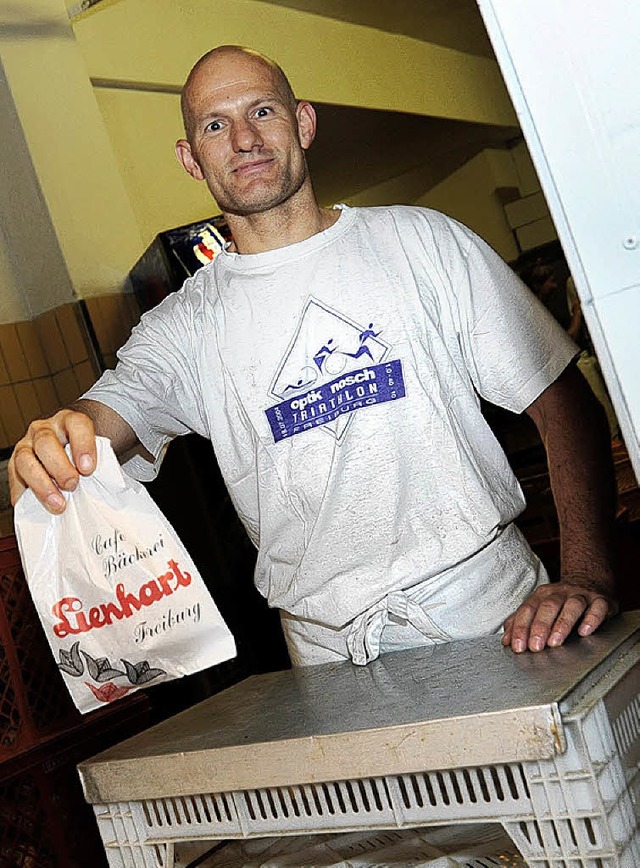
[205,120,222,132]
[255,107,272,118]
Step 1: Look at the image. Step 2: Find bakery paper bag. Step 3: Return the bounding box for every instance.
[14,437,236,713]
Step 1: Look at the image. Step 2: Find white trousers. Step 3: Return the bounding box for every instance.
[280,523,548,667]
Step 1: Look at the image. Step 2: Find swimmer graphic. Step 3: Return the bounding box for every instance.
[283,376,315,393]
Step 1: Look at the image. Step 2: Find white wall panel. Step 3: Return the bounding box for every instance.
[477,0,640,477]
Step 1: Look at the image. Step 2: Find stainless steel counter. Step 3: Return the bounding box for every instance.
[79,611,639,805]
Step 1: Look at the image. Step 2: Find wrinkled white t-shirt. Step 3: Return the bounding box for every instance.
[85,206,576,650]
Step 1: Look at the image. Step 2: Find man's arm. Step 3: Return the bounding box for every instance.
[502,362,618,652]
[8,399,141,513]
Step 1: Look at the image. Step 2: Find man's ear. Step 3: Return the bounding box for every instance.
[296,101,317,151]
[175,139,205,180]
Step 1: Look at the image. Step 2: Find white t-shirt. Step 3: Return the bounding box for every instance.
[85,205,576,655]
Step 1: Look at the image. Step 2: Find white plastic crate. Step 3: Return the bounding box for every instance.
[82,619,640,868]
[502,656,640,867]
[194,823,528,866]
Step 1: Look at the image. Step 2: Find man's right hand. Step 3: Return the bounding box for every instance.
[8,409,97,513]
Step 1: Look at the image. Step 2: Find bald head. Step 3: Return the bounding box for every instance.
[181,45,297,143]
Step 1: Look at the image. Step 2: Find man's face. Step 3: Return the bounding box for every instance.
[176,53,315,217]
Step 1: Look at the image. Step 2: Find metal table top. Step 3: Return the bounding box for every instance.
[79,611,639,803]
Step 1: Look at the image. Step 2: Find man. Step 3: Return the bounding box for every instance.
[9,46,618,666]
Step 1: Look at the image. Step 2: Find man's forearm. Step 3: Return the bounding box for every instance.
[69,398,140,457]
[501,363,618,653]
[526,364,617,592]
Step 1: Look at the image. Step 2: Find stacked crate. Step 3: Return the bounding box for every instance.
[0,534,151,867]
[80,616,640,868]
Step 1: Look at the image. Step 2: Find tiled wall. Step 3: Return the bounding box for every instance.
[84,292,141,372]
[0,292,141,451]
[0,305,97,450]
[0,291,141,536]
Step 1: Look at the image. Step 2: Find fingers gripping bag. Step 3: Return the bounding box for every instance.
[13,437,236,713]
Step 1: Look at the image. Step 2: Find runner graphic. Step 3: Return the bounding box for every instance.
[342,324,382,362]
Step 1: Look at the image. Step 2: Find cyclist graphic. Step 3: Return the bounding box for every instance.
[313,340,336,371]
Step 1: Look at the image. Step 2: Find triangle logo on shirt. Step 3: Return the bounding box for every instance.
[265,297,405,443]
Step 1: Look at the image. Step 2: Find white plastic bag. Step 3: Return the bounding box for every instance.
[14,437,236,713]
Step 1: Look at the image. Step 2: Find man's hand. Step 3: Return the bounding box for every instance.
[516,364,619,653]
[502,580,618,653]
[8,409,97,513]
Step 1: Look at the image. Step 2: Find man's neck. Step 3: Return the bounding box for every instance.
[223,190,340,255]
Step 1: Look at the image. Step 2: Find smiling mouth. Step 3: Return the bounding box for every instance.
[232,158,274,175]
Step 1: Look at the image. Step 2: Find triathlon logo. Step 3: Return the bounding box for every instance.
[266,298,406,443]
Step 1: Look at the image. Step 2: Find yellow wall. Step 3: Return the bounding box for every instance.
[512,140,542,197]
[1,0,143,309]
[71,0,518,244]
[0,0,145,451]
[416,149,520,261]
[74,0,516,125]
[0,56,75,323]
[348,149,521,262]
[0,228,29,324]
[93,87,215,246]
[0,0,520,295]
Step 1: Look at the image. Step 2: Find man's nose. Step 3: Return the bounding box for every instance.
[231,119,263,152]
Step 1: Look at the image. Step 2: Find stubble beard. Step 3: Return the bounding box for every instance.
[212,155,309,218]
